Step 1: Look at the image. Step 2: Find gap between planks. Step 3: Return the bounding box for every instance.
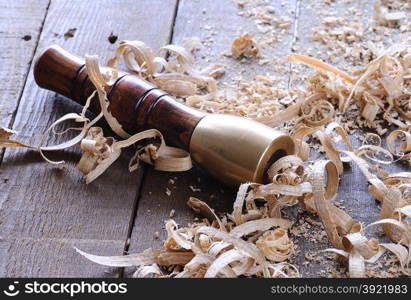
[287,0,301,89]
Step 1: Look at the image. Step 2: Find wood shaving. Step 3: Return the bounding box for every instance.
[288,54,354,84]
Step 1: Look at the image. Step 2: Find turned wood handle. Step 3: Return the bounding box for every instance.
[33,45,206,150]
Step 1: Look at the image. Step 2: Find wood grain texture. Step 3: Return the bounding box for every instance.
[125,0,297,276]
[0,0,177,277]
[0,0,49,129]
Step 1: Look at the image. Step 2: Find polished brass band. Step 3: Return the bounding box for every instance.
[189,114,295,187]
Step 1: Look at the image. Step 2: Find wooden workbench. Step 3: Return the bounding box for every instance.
[0,0,408,277]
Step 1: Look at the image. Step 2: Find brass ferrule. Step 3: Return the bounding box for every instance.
[189,114,295,187]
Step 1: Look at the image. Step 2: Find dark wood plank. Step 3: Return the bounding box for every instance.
[0,0,178,277]
[126,0,297,276]
[0,0,49,126]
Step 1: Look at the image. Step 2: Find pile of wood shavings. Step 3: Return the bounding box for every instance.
[2,1,411,278]
[1,39,224,183]
[234,0,292,35]
[2,43,410,278]
[74,2,411,277]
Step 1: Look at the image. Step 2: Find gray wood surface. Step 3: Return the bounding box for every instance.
[0,0,407,278]
[290,0,409,277]
[125,0,299,276]
[0,0,177,277]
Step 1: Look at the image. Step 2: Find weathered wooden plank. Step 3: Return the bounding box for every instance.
[126,0,297,276]
[0,0,49,128]
[127,0,410,278]
[0,0,177,277]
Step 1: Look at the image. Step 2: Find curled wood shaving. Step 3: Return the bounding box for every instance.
[232,183,258,226]
[2,112,98,165]
[231,33,261,59]
[387,128,411,162]
[196,225,266,266]
[301,93,335,127]
[204,249,245,278]
[108,40,219,101]
[85,55,130,139]
[260,95,304,127]
[75,247,159,267]
[77,127,115,175]
[291,126,318,160]
[1,89,102,164]
[325,223,385,278]
[164,220,194,250]
[156,251,195,267]
[342,230,378,260]
[379,243,409,270]
[266,155,304,183]
[348,251,366,278]
[368,218,411,246]
[229,218,292,238]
